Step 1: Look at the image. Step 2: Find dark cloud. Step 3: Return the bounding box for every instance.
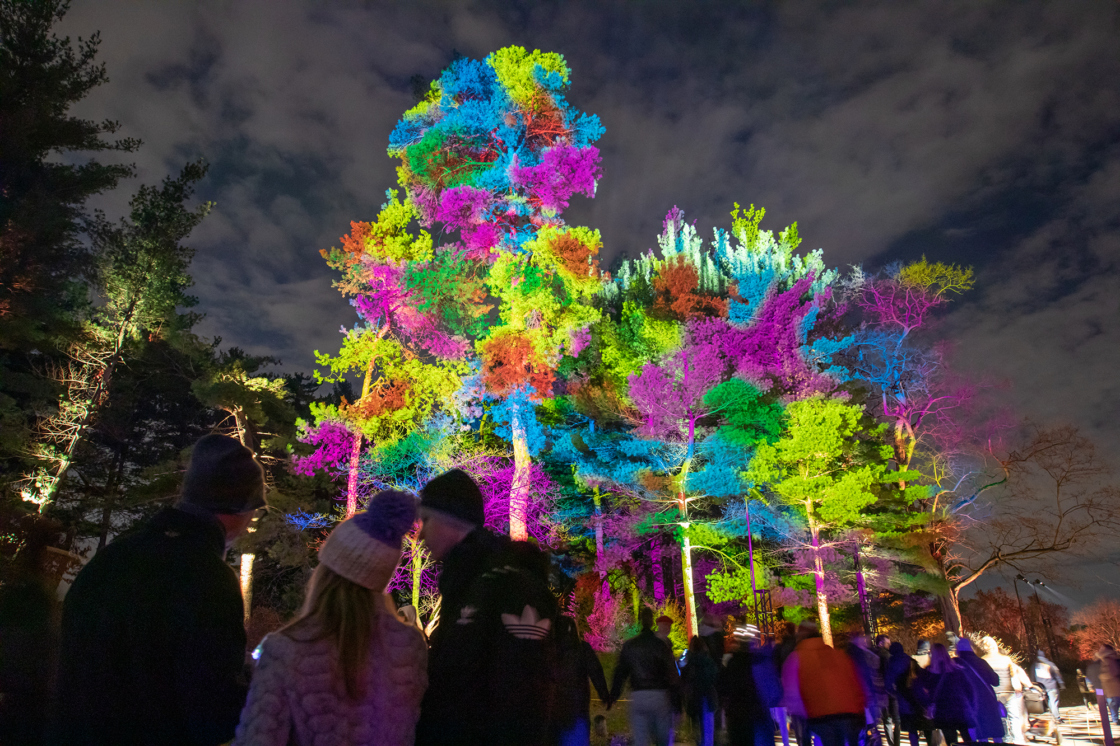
[58,0,1120,603]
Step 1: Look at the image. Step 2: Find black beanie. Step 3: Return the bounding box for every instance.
[179,434,266,514]
[419,468,485,526]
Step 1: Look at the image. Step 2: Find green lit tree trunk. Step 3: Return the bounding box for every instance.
[508,400,531,541]
[807,502,833,646]
[677,456,698,642]
[409,532,423,609]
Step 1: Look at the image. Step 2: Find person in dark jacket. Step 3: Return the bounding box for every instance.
[552,615,610,746]
[48,434,266,746]
[415,469,559,746]
[954,638,1004,741]
[885,643,932,746]
[683,636,719,746]
[609,607,683,746]
[926,643,980,745]
[719,637,777,746]
[1033,649,1065,722]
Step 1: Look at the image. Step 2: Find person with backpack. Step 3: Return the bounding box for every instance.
[233,490,427,745]
[551,615,610,746]
[683,636,720,746]
[924,643,981,746]
[415,469,560,746]
[1032,650,1065,722]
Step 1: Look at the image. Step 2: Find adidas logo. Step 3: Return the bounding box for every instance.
[501,605,551,640]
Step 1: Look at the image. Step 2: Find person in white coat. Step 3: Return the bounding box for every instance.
[234,490,428,746]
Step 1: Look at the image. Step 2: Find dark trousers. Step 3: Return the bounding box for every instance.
[936,723,969,745]
[727,715,774,746]
[807,715,864,746]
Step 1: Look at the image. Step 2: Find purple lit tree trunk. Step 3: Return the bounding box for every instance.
[508,400,531,541]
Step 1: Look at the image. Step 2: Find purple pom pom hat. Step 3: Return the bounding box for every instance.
[318,490,418,590]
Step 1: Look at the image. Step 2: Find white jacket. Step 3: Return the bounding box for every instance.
[234,597,427,746]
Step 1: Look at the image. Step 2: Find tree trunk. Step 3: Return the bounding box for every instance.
[593,489,608,596]
[410,532,423,610]
[652,537,665,603]
[508,400,531,541]
[240,553,254,624]
[809,508,833,646]
[345,431,362,518]
[98,506,113,550]
[680,527,698,642]
[940,590,963,637]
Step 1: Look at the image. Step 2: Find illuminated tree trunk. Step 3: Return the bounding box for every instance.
[808,504,833,646]
[508,400,531,541]
[410,532,423,610]
[593,489,608,596]
[652,538,665,603]
[345,351,380,519]
[680,527,698,642]
[240,554,254,623]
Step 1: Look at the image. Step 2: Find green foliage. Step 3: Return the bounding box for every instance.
[486,46,570,108]
[897,257,974,298]
[702,379,784,448]
[404,251,492,338]
[745,396,894,525]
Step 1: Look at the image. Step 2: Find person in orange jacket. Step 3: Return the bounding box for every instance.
[780,621,867,746]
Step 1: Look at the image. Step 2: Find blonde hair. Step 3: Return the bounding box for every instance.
[281,563,379,700]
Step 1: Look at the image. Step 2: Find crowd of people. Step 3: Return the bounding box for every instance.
[2,434,1114,745]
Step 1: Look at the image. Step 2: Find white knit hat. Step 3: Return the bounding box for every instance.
[318,490,417,590]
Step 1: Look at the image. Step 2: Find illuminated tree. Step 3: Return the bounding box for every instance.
[386,47,605,539]
[744,396,896,645]
[21,163,210,509]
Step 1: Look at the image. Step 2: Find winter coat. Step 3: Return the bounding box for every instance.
[416,534,559,746]
[0,569,58,746]
[719,649,775,722]
[551,617,609,731]
[49,507,247,746]
[849,641,888,709]
[885,645,925,719]
[780,637,866,720]
[925,665,980,730]
[1098,649,1120,698]
[1034,653,1064,691]
[955,651,1004,740]
[233,596,427,746]
[683,649,720,717]
[609,628,683,709]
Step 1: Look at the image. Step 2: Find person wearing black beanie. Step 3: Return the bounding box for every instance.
[50,434,265,746]
[416,469,560,746]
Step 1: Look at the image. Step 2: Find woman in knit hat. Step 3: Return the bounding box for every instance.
[234,490,427,746]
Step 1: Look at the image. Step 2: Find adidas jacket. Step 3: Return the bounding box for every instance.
[416,534,559,746]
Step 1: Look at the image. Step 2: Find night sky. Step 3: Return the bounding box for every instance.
[60,1,1120,606]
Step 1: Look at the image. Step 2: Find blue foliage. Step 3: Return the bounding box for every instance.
[285,509,335,532]
[489,387,548,456]
[716,499,801,541]
[688,432,753,498]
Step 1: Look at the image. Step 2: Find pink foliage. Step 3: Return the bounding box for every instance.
[569,326,591,357]
[351,262,469,359]
[858,278,945,336]
[699,279,835,396]
[469,457,559,546]
[628,339,725,443]
[583,586,634,652]
[511,144,602,213]
[293,420,354,477]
